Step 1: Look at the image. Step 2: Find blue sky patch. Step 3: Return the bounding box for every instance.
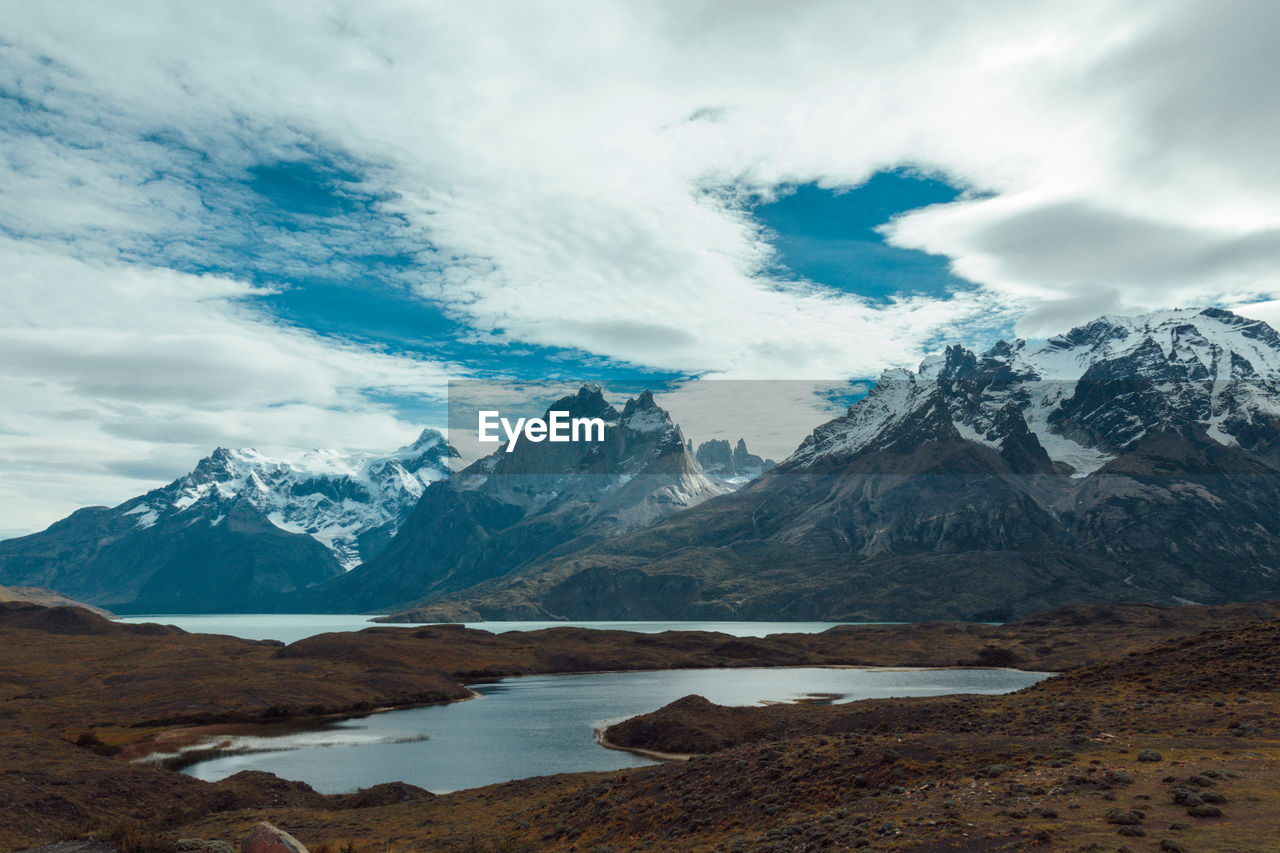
[248,160,365,217]
[255,275,454,350]
[754,170,974,303]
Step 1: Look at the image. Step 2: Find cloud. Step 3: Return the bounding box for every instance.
[2,0,1055,382]
[5,0,1280,527]
[891,199,1280,334]
[655,380,858,464]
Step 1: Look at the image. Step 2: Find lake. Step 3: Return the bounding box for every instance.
[166,666,1050,794]
[115,614,883,645]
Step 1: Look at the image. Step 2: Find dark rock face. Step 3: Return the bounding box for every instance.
[695,439,735,476]
[541,566,704,619]
[735,438,775,476]
[695,438,777,485]
[296,387,724,613]
[441,309,1280,621]
[0,496,345,614]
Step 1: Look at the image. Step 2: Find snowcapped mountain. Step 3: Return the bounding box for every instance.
[0,430,459,612]
[17,309,1280,620]
[791,307,1280,475]
[426,309,1280,622]
[449,387,724,528]
[301,386,726,612]
[145,429,457,569]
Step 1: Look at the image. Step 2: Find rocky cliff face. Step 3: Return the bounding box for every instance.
[0,431,458,612]
[297,386,725,612]
[431,309,1280,621]
[695,438,776,486]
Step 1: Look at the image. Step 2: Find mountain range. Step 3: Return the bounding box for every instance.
[290,386,726,613]
[0,431,457,612]
[392,308,1280,622]
[0,389,776,614]
[7,308,1280,620]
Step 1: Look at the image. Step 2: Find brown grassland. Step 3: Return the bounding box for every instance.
[1,600,1278,851]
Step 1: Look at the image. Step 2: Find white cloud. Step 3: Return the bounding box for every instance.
[3,0,1280,527]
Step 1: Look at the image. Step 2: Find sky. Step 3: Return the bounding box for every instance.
[4,0,1280,534]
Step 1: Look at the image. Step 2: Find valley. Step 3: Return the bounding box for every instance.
[1,600,1278,851]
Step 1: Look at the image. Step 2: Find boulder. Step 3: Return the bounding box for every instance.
[241,822,309,853]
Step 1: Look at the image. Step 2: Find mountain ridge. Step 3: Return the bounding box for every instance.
[291,386,728,612]
[12,307,1280,619]
[0,430,458,612]
[396,308,1280,622]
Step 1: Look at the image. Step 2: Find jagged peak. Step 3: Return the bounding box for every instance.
[407,428,445,451]
[620,390,674,433]
[1052,307,1273,344]
[984,338,1024,359]
[1024,307,1280,382]
[146,430,460,569]
[195,446,235,468]
[390,428,460,467]
[188,446,265,480]
[545,385,619,422]
[788,307,1280,475]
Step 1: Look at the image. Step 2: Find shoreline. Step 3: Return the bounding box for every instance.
[124,663,1051,773]
[594,726,692,762]
[122,687,481,767]
[6,599,1278,850]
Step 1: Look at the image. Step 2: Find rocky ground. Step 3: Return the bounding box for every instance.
[0,584,114,616]
[1,600,1278,851]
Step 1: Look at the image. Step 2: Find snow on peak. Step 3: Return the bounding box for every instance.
[791,308,1280,475]
[619,390,674,431]
[619,405,670,434]
[1020,308,1280,381]
[403,428,445,453]
[158,431,457,569]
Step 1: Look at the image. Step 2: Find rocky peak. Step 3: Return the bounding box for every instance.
[619,389,670,431]
[695,437,777,484]
[406,428,445,452]
[188,447,239,480]
[447,385,721,524]
[393,429,461,474]
[550,385,619,422]
[695,439,734,474]
[125,432,461,569]
[790,308,1280,476]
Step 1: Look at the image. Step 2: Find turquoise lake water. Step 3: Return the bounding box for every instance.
[115,613,881,644]
[165,666,1050,794]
